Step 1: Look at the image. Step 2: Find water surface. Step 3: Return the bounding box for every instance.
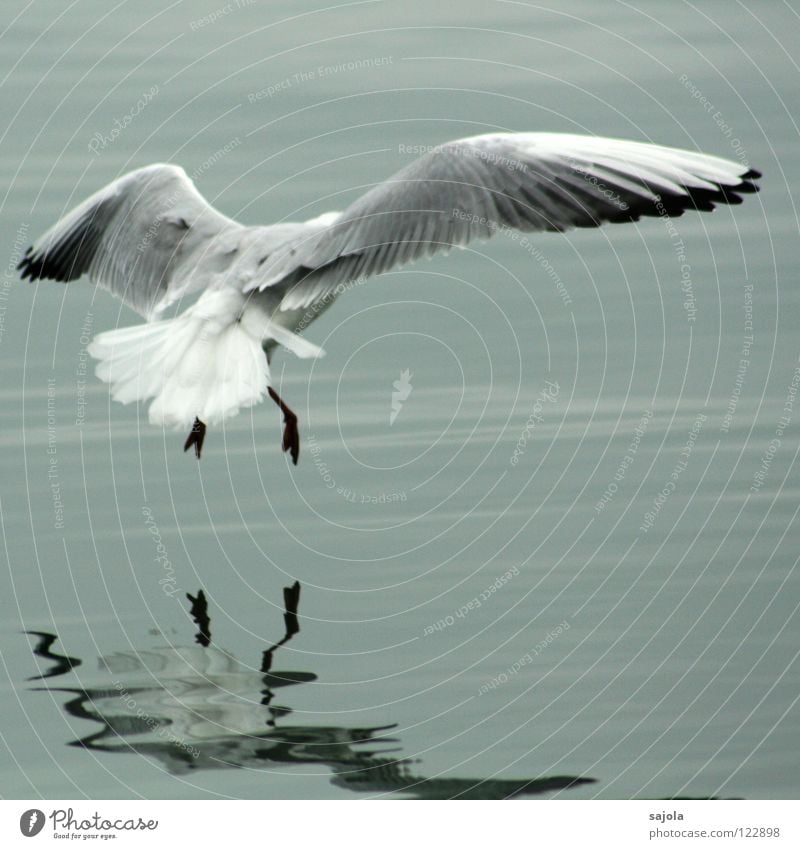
[1,0,798,799]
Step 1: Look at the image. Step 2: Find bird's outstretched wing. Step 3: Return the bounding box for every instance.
[246,133,760,311]
[18,164,242,318]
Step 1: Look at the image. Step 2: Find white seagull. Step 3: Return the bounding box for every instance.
[19,133,760,460]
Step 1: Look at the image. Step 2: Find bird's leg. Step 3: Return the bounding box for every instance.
[268,386,299,465]
[183,417,207,459]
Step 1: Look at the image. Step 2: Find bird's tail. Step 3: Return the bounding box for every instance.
[87,302,272,429]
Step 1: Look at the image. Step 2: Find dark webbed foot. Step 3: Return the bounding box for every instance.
[268,387,300,465]
[282,415,300,465]
[184,417,207,459]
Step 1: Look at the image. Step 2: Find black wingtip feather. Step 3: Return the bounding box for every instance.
[17,246,57,283]
[548,165,761,231]
[587,162,761,227]
[18,248,71,283]
[17,247,32,278]
[17,197,116,285]
[619,173,761,224]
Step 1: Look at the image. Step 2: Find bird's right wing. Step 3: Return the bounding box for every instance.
[243,133,760,311]
[19,164,243,319]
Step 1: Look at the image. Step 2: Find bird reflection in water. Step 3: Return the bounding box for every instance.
[26,584,595,799]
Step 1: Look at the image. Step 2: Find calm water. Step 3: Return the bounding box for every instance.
[1,0,798,799]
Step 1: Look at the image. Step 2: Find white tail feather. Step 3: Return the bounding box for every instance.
[264,321,325,359]
[88,305,271,429]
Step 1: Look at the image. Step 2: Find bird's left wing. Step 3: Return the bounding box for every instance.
[19,163,243,318]
[244,132,760,311]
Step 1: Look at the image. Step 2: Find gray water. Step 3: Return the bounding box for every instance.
[1,0,798,799]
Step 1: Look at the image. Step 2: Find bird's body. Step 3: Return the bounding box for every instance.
[19,132,760,460]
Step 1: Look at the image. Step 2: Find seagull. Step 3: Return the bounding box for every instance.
[19,133,760,461]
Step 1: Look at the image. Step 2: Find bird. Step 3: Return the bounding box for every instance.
[19,132,760,461]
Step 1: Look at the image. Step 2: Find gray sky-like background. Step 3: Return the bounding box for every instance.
[0,0,797,799]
